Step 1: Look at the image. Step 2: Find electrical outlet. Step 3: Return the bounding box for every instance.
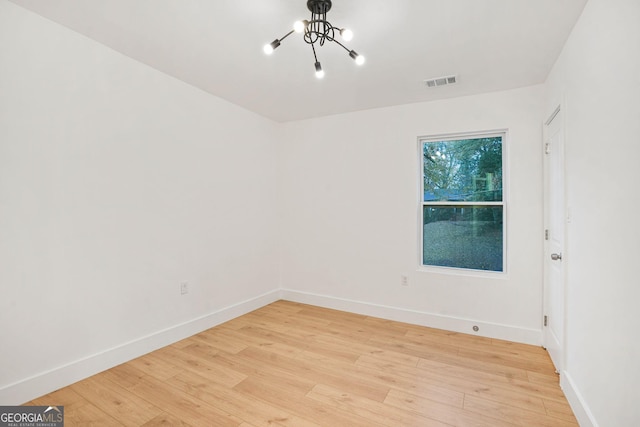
[180,282,189,295]
[400,274,409,286]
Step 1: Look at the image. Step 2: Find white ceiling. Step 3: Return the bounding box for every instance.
[9,0,587,122]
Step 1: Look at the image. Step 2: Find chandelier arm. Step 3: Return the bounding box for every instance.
[311,40,319,63]
[278,29,295,44]
[331,38,351,53]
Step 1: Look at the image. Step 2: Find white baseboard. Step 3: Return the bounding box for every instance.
[561,371,598,427]
[0,290,281,406]
[280,289,542,345]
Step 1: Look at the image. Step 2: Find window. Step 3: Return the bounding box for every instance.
[420,132,506,272]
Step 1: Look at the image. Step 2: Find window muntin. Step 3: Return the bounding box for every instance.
[420,133,505,273]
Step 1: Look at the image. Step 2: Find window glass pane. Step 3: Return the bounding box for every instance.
[423,137,502,202]
[423,206,503,272]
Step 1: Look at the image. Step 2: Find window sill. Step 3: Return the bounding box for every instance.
[417,265,509,280]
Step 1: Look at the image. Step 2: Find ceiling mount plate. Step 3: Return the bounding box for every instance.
[307,0,332,14]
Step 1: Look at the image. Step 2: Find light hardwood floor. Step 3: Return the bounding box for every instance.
[26,300,578,426]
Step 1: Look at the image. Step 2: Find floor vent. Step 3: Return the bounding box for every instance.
[424,75,457,88]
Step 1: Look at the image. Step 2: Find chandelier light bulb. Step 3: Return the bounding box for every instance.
[349,50,365,65]
[314,62,325,79]
[340,28,354,41]
[263,39,280,55]
[293,20,307,33]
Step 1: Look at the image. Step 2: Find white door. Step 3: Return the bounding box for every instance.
[543,106,566,372]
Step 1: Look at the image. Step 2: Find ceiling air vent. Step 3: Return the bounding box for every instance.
[424,75,457,88]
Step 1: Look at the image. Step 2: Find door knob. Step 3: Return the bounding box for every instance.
[551,253,562,261]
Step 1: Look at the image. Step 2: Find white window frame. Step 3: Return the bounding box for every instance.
[418,130,508,275]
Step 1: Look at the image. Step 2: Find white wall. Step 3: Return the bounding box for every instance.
[0,1,280,404]
[544,0,640,425]
[280,86,545,344]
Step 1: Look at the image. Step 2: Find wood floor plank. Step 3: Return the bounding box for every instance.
[203,349,317,397]
[361,316,413,336]
[24,300,577,426]
[251,309,333,330]
[29,387,122,426]
[100,363,148,390]
[489,337,552,356]
[127,352,184,381]
[415,356,567,402]
[255,301,305,316]
[280,322,422,367]
[69,376,163,426]
[167,370,320,427]
[221,313,292,334]
[26,387,87,410]
[296,350,465,409]
[234,377,383,427]
[297,305,368,322]
[140,412,193,426]
[62,402,124,426]
[357,354,548,415]
[153,345,247,388]
[543,398,580,423]
[416,349,531,381]
[385,388,518,427]
[463,394,578,426]
[527,370,561,386]
[317,321,376,343]
[239,324,364,364]
[224,326,306,359]
[405,329,553,364]
[238,345,391,402]
[187,328,249,354]
[456,347,556,375]
[128,375,241,426]
[307,383,451,427]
